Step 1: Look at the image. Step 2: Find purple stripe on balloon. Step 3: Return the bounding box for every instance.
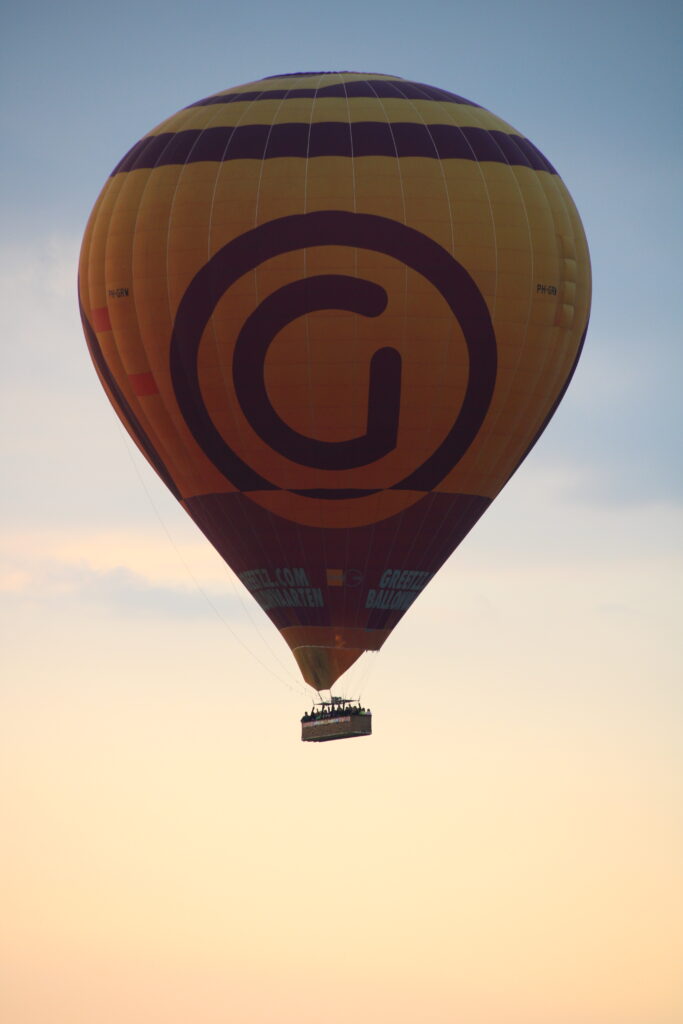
[263,70,334,78]
[486,130,533,168]
[349,120,395,155]
[263,122,310,158]
[110,137,148,173]
[187,78,480,108]
[190,127,235,162]
[308,120,353,157]
[110,134,165,174]
[149,130,197,166]
[111,123,557,175]
[522,137,557,174]
[260,70,400,79]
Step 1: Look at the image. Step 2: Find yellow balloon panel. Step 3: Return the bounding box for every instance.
[79,72,590,690]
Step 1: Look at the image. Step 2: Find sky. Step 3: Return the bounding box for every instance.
[1,1,682,1022]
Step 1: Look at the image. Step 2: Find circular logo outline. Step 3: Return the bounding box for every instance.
[169,211,497,498]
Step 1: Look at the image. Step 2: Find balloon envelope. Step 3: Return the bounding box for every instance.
[79,72,591,691]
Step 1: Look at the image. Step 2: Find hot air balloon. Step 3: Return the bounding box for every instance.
[78,72,591,740]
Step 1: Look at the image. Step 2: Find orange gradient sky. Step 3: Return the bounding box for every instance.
[3,460,681,1023]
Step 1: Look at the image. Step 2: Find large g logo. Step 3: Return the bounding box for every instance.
[233,274,401,471]
[170,211,496,499]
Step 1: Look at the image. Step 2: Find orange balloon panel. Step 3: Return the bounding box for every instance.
[79,72,591,691]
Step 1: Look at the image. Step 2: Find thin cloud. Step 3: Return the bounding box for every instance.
[0,553,246,623]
